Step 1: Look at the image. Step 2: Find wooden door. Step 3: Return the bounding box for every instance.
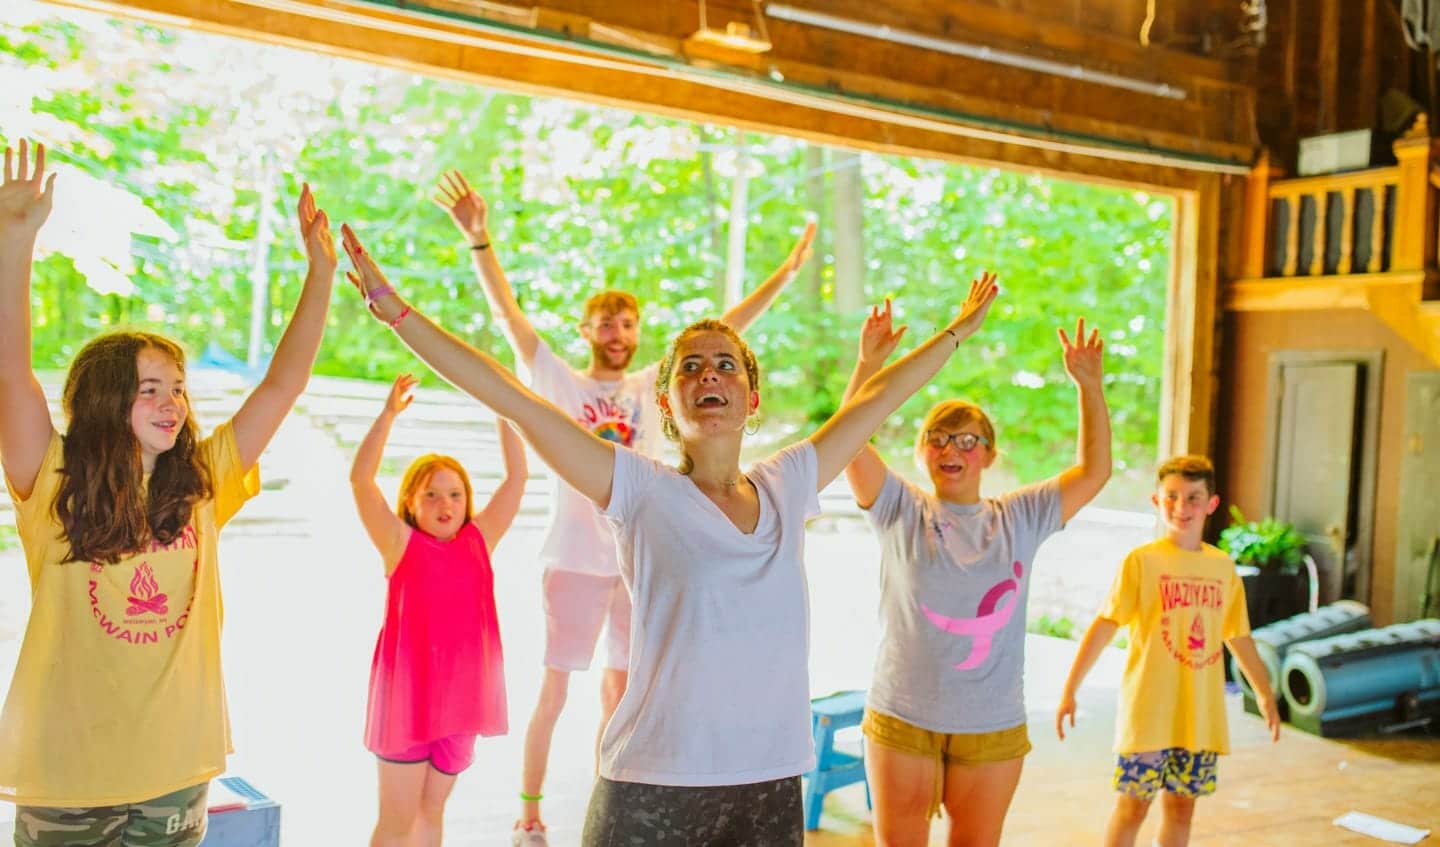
[1271,362,1358,603]
[1395,371,1440,621]
[1265,351,1382,606]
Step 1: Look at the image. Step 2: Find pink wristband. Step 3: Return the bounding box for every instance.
[387,306,411,329]
[364,285,396,307]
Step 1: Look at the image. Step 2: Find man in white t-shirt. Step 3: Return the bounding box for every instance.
[434,170,814,845]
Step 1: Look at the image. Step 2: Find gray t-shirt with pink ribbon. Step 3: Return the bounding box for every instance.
[864,470,1062,734]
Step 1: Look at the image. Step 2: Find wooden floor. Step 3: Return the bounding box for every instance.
[804,636,1440,846]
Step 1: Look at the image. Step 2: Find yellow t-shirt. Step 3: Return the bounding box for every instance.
[0,422,259,806]
[1100,538,1250,755]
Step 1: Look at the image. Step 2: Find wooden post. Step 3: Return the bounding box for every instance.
[1391,113,1434,274]
[1282,190,1300,277]
[1240,149,1274,279]
[1338,187,1355,274]
[832,149,865,313]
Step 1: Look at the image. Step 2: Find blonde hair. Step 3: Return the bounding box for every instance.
[582,290,639,323]
[396,454,474,529]
[914,399,996,468]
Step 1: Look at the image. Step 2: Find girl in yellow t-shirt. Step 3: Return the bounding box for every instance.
[0,139,336,846]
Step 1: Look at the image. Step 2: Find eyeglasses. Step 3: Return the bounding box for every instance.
[924,430,991,451]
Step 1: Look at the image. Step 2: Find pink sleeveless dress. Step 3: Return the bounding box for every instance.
[364,521,507,753]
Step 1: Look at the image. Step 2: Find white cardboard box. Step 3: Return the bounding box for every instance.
[1298,130,1374,176]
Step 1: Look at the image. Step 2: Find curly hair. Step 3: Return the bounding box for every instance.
[56,332,212,564]
[654,320,761,472]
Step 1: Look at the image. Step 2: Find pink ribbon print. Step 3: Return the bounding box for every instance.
[919,560,1024,670]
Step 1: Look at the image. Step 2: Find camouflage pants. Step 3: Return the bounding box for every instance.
[582,776,803,846]
[13,783,209,847]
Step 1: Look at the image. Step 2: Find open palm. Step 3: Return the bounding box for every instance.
[946,270,1000,341]
[0,140,57,239]
[433,170,488,240]
[1058,318,1104,388]
[859,298,908,366]
[386,374,418,416]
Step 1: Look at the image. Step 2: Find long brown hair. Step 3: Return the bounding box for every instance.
[396,454,474,530]
[55,332,212,564]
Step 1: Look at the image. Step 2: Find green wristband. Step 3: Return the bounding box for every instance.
[519,791,543,802]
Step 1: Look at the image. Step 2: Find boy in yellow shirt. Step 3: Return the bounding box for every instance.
[1055,455,1281,847]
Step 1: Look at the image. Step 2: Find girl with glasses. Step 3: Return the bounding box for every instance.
[842,297,1113,847]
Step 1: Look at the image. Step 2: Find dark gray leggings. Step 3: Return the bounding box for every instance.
[582,775,803,846]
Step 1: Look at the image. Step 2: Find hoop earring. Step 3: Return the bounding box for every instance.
[745,413,761,436]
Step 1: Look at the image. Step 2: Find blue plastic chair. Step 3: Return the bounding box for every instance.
[803,690,872,830]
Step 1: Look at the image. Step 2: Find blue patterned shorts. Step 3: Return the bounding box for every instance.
[1113,748,1218,800]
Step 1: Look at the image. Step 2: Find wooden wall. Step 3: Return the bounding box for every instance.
[1255,0,1424,169]
[1216,308,1432,625]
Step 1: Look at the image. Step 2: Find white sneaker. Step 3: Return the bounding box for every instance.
[510,823,548,846]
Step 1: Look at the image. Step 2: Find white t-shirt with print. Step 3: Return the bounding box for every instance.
[599,441,821,786]
[521,338,663,577]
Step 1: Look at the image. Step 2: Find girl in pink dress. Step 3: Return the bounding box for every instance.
[350,373,528,847]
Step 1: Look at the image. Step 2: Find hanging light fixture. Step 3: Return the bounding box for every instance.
[691,0,773,53]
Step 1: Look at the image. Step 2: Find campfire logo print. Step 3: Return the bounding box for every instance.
[1158,574,1225,670]
[127,563,169,616]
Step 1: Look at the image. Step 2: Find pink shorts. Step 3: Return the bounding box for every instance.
[375,733,478,775]
[542,569,631,672]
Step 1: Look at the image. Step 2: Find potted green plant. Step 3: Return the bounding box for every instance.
[1218,506,1309,628]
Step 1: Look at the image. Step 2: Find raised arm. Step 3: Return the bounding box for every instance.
[433,170,540,366]
[0,140,59,499]
[1055,615,1119,740]
[349,374,417,573]
[474,418,527,548]
[842,299,908,509]
[1226,635,1282,741]
[1054,318,1112,523]
[341,223,615,508]
[230,184,337,470]
[719,220,815,333]
[809,272,999,490]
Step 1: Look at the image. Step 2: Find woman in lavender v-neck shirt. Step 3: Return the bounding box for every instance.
[843,301,1113,847]
[340,226,1002,846]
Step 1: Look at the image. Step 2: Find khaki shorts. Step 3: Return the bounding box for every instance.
[862,708,1031,817]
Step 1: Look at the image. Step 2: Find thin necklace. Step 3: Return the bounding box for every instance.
[684,468,745,489]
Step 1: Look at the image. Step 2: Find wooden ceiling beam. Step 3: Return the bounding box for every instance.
[42,0,1237,185]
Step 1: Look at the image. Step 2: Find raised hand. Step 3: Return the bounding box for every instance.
[297,183,337,275]
[433,170,488,243]
[1058,318,1104,389]
[386,373,418,416]
[0,140,58,242]
[340,224,405,325]
[945,270,1000,342]
[858,298,908,368]
[778,220,817,279]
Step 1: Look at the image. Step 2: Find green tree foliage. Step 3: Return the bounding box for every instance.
[2,3,1171,507]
